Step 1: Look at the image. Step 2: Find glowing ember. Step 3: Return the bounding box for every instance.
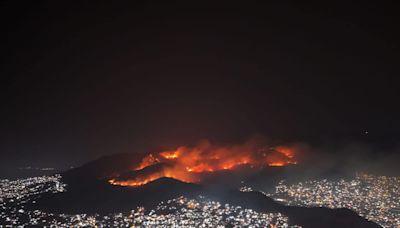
[109,140,297,187]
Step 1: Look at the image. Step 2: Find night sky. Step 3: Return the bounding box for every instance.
[1,1,399,169]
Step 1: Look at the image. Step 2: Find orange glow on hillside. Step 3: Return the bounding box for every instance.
[109,140,297,187]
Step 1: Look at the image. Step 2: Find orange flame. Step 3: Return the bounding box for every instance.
[109,140,297,187]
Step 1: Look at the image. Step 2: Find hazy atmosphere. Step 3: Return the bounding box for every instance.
[1,1,399,227]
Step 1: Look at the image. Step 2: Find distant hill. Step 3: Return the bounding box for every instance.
[61,153,145,182]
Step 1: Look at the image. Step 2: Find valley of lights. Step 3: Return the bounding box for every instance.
[241,174,400,228]
[0,175,299,227]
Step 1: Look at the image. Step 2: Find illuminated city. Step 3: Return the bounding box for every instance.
[1,175,301,227]
[2,173,399,227]
[241,174,400,227]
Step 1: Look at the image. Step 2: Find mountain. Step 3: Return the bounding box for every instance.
[33,153,380,227]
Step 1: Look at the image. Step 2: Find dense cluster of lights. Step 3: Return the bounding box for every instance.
[136,196,299,227]
[0,175,301,227]
[255,174,400,228]
[3,173,399,227]
[79,196,300,227]
[0,175,66,226]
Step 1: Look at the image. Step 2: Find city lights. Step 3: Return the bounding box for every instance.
[241,174,400,227]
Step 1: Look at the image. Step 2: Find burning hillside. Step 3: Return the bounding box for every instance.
[109,140,297,187]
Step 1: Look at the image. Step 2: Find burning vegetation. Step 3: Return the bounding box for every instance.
[109,140,297,187]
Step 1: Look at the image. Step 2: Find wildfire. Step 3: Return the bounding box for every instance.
[109,140,297,187]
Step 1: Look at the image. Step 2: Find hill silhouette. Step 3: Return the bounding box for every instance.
[34,153,380,227]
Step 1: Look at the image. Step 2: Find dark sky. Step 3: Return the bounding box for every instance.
[1,1,399,168]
